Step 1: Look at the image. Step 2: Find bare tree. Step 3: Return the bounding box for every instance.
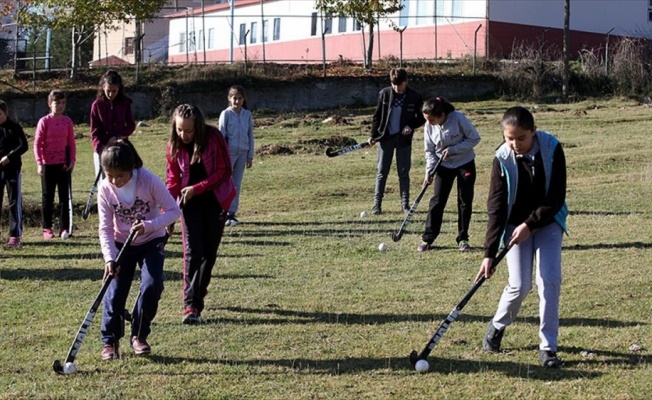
[562,0,570,99]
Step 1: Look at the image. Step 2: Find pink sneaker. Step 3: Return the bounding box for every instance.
[6,237,21,248]
[43,228,55,239]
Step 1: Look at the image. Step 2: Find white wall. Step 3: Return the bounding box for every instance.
[489,0,648,36]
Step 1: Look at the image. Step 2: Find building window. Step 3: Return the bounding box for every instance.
[188,31,196,51]
[353,19,362,31]
[311,12,318,36]
[198,29,204,50]
[250,22,257,44]
[338,16,347,33]
[417,0,431,25]
[124,37,134,55]
[208,28,214,49]
[323,13,333,34]
[273,18,280,40]
[399,0,409,27]
[262,19,268,42]
[179,32,185,52]
[239,23,246,45]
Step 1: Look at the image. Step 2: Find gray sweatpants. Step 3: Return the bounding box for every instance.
[375,135,411,205]
[491,222,563,351]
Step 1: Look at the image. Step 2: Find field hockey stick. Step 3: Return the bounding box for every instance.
[325,141,370,157]
[390,156,444,242]
[409,243,513,367]
[53,228,138,375]
[81,169,102,220]
[65,147,73,237]
[67,171,73,237]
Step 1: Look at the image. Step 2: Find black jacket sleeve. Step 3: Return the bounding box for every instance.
[483,158,508,258]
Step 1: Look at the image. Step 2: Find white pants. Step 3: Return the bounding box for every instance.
[492,222,563,351]
[229,151,248,215]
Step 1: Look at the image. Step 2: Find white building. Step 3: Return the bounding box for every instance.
[166,0,651,64]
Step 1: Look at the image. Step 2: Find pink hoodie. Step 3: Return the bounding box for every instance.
[33,114,76,165]
[98,167,181,263]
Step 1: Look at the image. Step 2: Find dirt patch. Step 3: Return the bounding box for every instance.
[256,135,362,156]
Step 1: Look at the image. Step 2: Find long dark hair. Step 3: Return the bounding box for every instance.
[422,97,455,117]
[227,85,248,109]
[501,106,535,131]
[96,70,128,102]
[101,137,143,172]
[168,104,208,165]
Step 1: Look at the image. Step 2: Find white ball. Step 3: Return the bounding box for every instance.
[63,362,77,374]
[415,359,429,373]
[61,231,70,239]
[360,211,368,218]
[378,243,387,251]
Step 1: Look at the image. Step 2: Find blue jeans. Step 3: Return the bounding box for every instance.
[101,236,167,344]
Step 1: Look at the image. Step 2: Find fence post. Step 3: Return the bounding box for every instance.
[473,24,482,76]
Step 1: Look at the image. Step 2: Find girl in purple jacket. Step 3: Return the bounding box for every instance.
[166,104,235,325]
[90,70,135,177]
[98,138,180,361]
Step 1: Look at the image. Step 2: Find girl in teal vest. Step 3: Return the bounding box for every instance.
[475,106,568,368]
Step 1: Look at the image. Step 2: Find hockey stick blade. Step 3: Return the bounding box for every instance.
[52,228,138,375]
[52,359,64,374]
[409,244,513,365]
[325,142,370,157]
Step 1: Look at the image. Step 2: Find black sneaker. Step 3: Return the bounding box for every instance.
[539,350,562,368]
[372,203,382,215]
[402,204,411,214]
[483,321,505,352]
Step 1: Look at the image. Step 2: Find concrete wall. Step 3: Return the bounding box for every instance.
[4,76,499,126]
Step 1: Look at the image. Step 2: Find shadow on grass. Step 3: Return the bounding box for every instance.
[0,268,273,282]
[564,241,652,250]
[138,353,603,380]
[208,306,645,328]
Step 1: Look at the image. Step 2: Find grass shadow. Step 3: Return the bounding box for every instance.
[206,306,644,328]
[134,353,603,380]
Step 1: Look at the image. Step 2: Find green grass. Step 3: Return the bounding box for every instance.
[0,99,650,399]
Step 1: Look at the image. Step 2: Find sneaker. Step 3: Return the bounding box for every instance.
[539,350,562,368]
[59,229,70,239]
[417,241,431,252]
[228,216,239,227]
[402,203,411,214]
[43,228,55,239]
[182,307,203,325]
[483,321,505,352]
[6,237,21,248]
[459,240,471,252]
[372,203,382,215]
[101,342,120,360]
[131,336,151,355]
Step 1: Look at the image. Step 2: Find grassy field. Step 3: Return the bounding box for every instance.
[0,99,650,399]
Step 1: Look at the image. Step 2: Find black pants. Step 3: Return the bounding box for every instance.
[0,168,23,237]
[181,195,226,313]
[40,164,71,230]
[422,160,476,244]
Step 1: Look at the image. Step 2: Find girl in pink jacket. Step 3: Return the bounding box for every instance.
[166,104,235,324]
[98,138,180,361]
[33,90,76,239]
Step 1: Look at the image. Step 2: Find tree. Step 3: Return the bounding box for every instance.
[562,0,570,100]
[14,0,166,77]
[316,0,403,69]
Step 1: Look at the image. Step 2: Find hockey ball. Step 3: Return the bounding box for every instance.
[360,211,368,218]
[378,243,387,251]
[63,362,77,374]
[415,359,429,373]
